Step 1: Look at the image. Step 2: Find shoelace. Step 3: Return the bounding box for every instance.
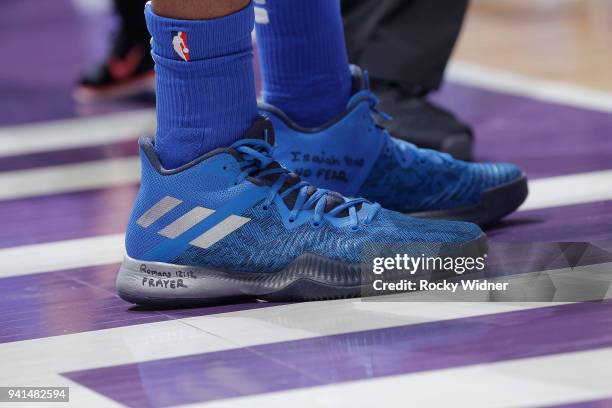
[365,92,393,122]
[363,91,455,165]
[230,137,379,229]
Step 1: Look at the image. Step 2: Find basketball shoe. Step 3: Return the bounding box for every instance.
[117,118,486,305]
[261,66,528,226]
[74,27,154,102]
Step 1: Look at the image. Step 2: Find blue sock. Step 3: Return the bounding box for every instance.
[255,0,352,128]
[145,3,258,169]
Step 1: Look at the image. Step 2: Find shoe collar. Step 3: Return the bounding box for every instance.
[139,116,275,176]
[259,64,389,133]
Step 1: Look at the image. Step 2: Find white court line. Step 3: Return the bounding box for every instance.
[520,169,612,211]
[197,348,612,408]
[0,157,140,200]
[0,300,551,378]
[0,320,230,407]
[0,234,124,277]
[0,234,122,278]
[0,300,563,405]
[0,109,154,158]
[447,61,612,113]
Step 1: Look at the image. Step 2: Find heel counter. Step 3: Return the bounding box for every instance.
[124,141,160,259]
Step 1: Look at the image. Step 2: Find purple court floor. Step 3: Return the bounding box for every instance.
[1,1,612,407]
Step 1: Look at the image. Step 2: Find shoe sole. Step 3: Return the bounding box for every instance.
[409,175,528,226]
[117,234,488,306]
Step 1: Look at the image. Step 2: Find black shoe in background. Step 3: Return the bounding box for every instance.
[371,80,474,161]
[74,28,154,102]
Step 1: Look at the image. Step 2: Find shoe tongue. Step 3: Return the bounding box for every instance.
[241,117,352,217]
[324,191,349,213]
[281,184,351,218]
[244,116,275,145]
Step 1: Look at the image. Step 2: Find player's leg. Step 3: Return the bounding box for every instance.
[118,0,486,306]
[147,0,257,169]
[342,0,473,160]
[255,0,352,127]
[255,0,527,226]
[152,0,249,19]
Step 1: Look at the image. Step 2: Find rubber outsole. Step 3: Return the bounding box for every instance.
[117,234,488,306]
[409,175,528,226]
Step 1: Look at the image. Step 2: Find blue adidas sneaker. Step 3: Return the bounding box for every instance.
[261,66,528,226]
[117,118,487,305]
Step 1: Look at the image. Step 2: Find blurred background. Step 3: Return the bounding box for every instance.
[2,0,612,122]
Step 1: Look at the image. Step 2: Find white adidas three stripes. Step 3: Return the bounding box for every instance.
[136,196,251,249]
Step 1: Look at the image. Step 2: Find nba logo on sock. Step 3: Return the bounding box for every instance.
[172,31,190,61]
